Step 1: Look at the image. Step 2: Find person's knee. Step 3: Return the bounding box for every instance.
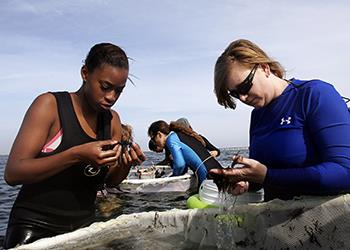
[4,224,52,249]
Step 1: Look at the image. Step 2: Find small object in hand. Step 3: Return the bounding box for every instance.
[212,154,243,192]
[120,123,133,152]
[118,140,132,152]
[101,141,132,152]
[101,123,134,152]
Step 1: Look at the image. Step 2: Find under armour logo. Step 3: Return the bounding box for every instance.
[84,165,100,177]
[280,116,292,125]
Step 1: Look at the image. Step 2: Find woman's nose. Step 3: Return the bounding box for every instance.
[105,90,118,103]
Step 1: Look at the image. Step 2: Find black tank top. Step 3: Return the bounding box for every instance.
[11,92,111,223]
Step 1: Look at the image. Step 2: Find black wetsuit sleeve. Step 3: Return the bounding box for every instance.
[155,158,171,166]
[155,147,172,166]
[200,135,221,156]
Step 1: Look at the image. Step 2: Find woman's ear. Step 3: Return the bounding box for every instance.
[260,63,271,78]
[81,65,89,83]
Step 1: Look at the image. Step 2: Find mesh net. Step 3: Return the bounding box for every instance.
[14,194,350,249]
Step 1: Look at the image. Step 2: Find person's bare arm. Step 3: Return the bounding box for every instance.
[5,93,119,185]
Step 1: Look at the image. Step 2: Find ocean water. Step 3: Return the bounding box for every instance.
[0,147,248,248]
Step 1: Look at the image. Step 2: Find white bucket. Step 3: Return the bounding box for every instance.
[198,179,220,205]
[198,179,264,206]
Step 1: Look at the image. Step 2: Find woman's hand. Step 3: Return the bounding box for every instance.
[119,142,146,167]
[210,155,267,194]
[228,181,249,195]
[74,139,122,167]
[209,150,219,158]
[105,142,146,186]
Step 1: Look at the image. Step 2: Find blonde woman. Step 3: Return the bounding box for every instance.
[210,39,350,201]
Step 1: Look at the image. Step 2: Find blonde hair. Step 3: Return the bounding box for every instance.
[121,123,133,142]
[214,39,285,109]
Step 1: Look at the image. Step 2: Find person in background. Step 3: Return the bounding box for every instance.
[148,117,221,167]
[210,38,350,200]
[148,120,222,188]
[148,139,173,166]
[3,43,145,248]
[175,117,221,158]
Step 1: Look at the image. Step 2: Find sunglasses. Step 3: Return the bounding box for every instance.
[150,132,159,142]
[229,64,258,98]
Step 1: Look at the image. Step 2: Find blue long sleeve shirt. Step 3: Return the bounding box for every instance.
[166,132,208,185]
[249,79,350,200]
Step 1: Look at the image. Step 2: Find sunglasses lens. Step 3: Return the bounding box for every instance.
[237,81,252,95]
[229,90,239,98]
[229,64,257,98]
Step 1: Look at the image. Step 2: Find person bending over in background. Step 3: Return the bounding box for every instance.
[3,43,145,248]
[175,117,221,158]
[210,39,350,201]
[148,117,221,167]
[148,120,222,188]
[148,139,173,166]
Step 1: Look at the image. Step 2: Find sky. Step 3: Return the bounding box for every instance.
[1,0,350,154]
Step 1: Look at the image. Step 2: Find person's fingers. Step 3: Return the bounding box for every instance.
[114,144,122,157]
[98,140,119,150]
[239,181,249,194]
[122,152,128,165]
[232,157,266,184]
[210,168,245,178]
[210,168,242,175]
[232,154,243,163]
[131,142,146,161]
[235,156,256,167]
[103,144,121,154]
[99,139,118,145]
[124,150,132,164]
[244,181,249,191]
[128,147,137,158]
[128,148,141,165]
[209,168,225,175]
[100,146,122,166]
[111,143,121,151]
[229,181,249,195]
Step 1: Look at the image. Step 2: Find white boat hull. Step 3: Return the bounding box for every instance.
[107,166,197,193]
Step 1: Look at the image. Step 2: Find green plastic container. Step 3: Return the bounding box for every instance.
[186,194,218,209]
